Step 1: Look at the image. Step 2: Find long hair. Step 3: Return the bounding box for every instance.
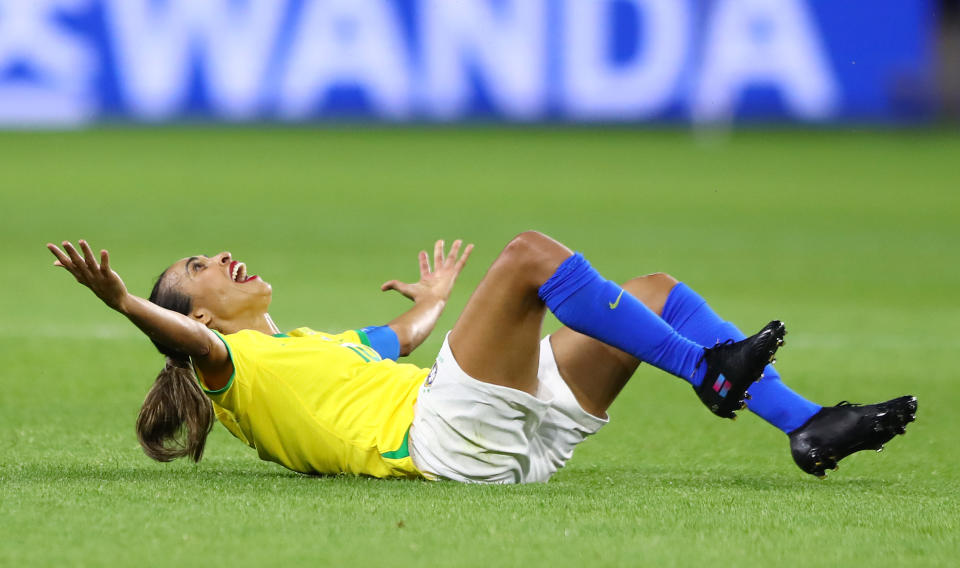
[136,271,214,462]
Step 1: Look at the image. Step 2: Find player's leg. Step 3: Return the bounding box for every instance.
[653,275,916,477]
[659,278,822,431]
[446,232,571,395]
[449,231,714,396]
[450,232,782,419]
[548,272,673,417]
[551,272,816,421]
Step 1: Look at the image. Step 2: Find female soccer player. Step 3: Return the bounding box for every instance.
[47,233,915,483]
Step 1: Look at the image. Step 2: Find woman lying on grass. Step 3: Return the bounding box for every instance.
[47,233,915,483]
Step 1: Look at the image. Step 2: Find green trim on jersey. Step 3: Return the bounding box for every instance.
[380,427,411,460]
[196,330,235,395]
[273,332,290,338]
[355,329,371,347]
[345,344,374,362]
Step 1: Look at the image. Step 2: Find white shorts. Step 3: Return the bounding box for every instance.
[409,334,608,484]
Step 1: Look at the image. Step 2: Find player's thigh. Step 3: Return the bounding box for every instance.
[550,327,639,417]
[448,232,571,394]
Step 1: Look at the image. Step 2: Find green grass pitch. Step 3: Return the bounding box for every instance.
[1,127,958,566]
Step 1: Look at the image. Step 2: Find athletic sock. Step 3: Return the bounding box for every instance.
[538,254,707,385]
[661,282,821,433]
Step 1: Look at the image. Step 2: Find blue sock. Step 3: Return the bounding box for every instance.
[661,282,821,433]
[538,254,707,385]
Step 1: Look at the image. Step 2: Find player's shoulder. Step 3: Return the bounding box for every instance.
[286,327,359,343]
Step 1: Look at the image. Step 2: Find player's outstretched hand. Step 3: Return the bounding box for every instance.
[381,239,474,305]
[47,240,129,311]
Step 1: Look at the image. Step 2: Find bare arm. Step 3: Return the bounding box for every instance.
[381,239,473,357]
[47,241,230,380]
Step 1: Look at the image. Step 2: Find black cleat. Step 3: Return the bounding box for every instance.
[695,320,786,419]
[789,396,918,478]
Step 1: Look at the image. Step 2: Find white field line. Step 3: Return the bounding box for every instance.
[0,324,944,351]
[0,323,142,340]
[0,322,358,340]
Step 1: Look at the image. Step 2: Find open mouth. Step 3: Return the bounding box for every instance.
[229,260,259,283]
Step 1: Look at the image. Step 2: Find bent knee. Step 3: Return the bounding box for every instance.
[641,272,679,289]
[624,272,678,291]
[497,231,571,282]
[622,273,679,311]
[503,231,550,255]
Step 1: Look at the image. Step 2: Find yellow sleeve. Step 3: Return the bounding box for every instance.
[192,330,236,395]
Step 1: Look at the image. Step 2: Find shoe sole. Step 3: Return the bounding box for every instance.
[872,395,918,450]
[813,396,918,478]
[766,321,787,366]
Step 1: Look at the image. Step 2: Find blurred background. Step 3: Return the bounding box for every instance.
[0,0,956,126]
[2,3,959,565]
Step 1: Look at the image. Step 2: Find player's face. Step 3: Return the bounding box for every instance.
[167,251,272,323]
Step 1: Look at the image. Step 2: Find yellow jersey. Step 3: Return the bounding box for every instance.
[194,327,428,478]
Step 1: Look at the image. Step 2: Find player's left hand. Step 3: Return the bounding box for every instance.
[381,239,473,305]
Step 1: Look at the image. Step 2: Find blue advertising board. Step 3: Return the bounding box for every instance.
[0,0,936,126]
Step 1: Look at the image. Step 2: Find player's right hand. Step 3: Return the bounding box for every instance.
[47,240,129,311]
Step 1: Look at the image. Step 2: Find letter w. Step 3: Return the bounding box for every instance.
[104,0,286,120]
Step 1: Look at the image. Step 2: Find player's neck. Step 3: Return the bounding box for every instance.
[217,313,280,336]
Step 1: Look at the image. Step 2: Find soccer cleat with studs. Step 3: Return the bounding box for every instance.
[694,320,787,419]
[788,396,918,478]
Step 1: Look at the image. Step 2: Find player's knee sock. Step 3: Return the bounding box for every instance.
[661,282,821,433]
[538,254,707,385]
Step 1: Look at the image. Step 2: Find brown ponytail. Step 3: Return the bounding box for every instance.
[136,355,214,462]
[137,270,215,462]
